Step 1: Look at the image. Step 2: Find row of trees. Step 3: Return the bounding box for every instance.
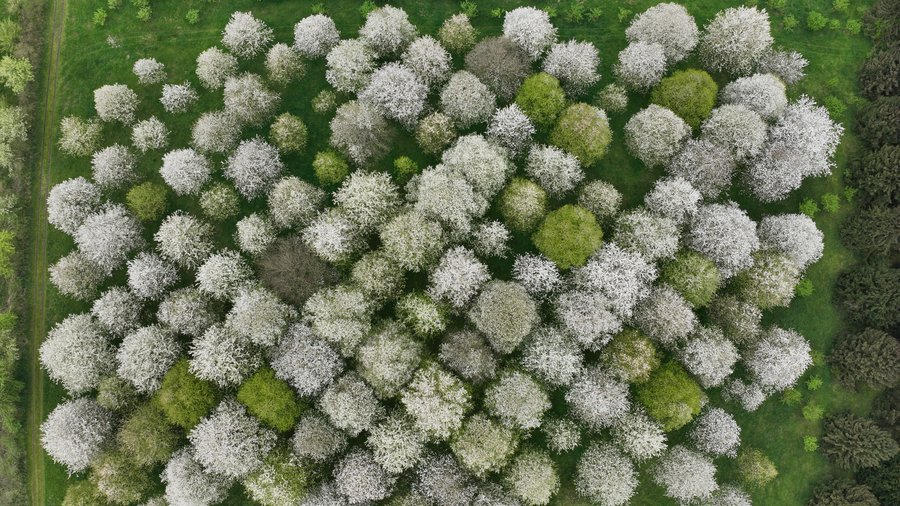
[38,4,840,506]
[0,0,43,503]
[812,1,900,504]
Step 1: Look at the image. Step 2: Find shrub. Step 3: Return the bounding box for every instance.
[532,205,603,270]
[549,103,612,166]
[636,361,703,431]
[237,368,303,432]
[808,11,828,31]
[515,73,566,129]
[650,69,717,128]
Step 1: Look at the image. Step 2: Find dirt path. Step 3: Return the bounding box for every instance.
[27,0,67,504]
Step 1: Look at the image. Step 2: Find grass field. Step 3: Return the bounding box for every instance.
[26,0,877,504]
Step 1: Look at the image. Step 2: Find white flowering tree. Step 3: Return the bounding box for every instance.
[744,326,812,392]
[47,176,100,235]
[652,446,719,502]
[127,252,178,300]
[132,116,169,152]
[196,249,253,300]
[265,43,304,85]
[267,176,324,230]
[701,105,767,162]
[116,325,181,393]
[360,63,427,128]
[402,35,452,89]
[368,412,427,473]
[512,253,562,300]
[91,287,142,335]
[225,137,284,199]
[333,170,401,233]
[615,41,667,91]
[269,323,343,398]
[614,208,680,261]
[157,287,217,338]
[292,412,347,462]
[48,251,105,301]
[223,73,280,126]
[360,5,417,57]
[161,82,198,113]
[543,40,600,95]
[41,398,116,474]
[325,39,376,93]
[504,450,560,506]
[624,105,690,167]
[699,6,772,75]
[566,366,631,430]
[686,203,759,278]
[440,71,496,129]
[485,369,551,430]
[162,448,232,506]
[667,139,736,198]
[758,213,824,270]
[161,149,213,199]
[526,144,584,197]
[133,57,166,84]
[235,213,277,256]
[192,110,241,154]
[470,280,538,355]
[293,14,340,59]
[679,326,740,388]
[575,442,638,506]
[333,449,396,503]
[401,363,471,440]
[319,372,384,436]
[196,47,238,89]
[633,285,697,348]
[644,177,701,225]
[40,314,114,394]
[302,208,365,264]
[94,83,139,124]
[91,144,136,189]
[155,211,214,268]
[188,398,277,479]
[688,407,741,458]
[503,7,557,60]
[486,104,535,158]
[626,3,698,63]
[521,325,583,387]
[222,11,273,59]
[415,454,476,506]
[303,284,373,356]
[76,204,144,274]
[721,73,788,120]
[226,286,296,347]
[611,409,668,462]
[189,323,262,387]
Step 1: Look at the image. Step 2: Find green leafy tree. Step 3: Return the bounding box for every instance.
[61,480,110,506]
[854,145,899,206]
[269,113,308,153]
[0,56,32,94]
[822,413,899,470]
[809,479,879,506]
[736,448,778,488]
[532,205,603,270]
[237,367,304,432]
[659,250,721,307]
[117,403,180,466]
[636,360,703,432]
[835,262,900,331]
[126,182,168,222]
[515,73,566,129]
[499,177,547,233]
[860,454,900,505]
[0,229,14,278]
[549,103,612,166]
[829,328,900,390]
[650,69,718,128]
[842,205,899,257]
[153,358,218,429]
[0,18,19,54]
[89,450,154,505]
[313,150,349,186]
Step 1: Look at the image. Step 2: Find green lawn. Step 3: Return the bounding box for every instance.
[28,0,876,504]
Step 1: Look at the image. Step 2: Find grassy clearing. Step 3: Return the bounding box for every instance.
[28,0,875,504]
